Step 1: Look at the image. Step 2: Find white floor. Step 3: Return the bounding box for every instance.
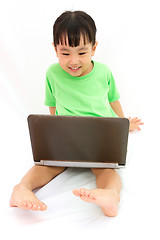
[0,103,160,239]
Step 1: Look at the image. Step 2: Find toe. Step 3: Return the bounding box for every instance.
[72,189,79,196]
[73,188,91,197]
[31,201,47,211]
[79,188,88,196]
[27,201,33,209]
[77,189,81,195]
[20,200,27,208]
[32,203,38,210]
[18,200,25,208]
[80,189,85,196]
[89,192,96,200]
[19,200,32,209]
[80,195,96,203]
[41,204,47,211]
[37,205,42,211]
[34,204,41,211]
[85,190,92,197]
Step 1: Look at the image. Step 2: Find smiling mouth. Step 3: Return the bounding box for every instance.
[69,66,81,71]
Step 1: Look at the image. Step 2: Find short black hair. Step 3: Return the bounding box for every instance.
[53,11,97,47]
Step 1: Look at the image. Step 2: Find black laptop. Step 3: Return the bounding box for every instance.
[27,115,129,168]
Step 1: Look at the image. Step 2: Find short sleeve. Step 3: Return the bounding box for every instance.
[107,70,120,103]
[44,74,56,107]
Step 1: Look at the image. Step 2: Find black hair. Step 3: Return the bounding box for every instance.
[53,11,97,47]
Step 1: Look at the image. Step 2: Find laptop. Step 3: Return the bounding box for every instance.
[27,114,129,169]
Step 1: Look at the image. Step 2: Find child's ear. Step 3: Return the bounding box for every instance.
[52,42,58,57]
[92,41,98,56]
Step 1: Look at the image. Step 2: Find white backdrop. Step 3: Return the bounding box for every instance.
[1,0,159,118]
[0,0,160,238]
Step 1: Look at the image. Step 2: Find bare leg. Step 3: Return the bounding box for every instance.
[10,165,66,211]
[73,168,121,217]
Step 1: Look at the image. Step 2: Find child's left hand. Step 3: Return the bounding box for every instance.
[129,117,144,132]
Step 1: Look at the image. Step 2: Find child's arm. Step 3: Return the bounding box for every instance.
[49,107,56,115]
[109,100,124,118]
[109,100,144,132]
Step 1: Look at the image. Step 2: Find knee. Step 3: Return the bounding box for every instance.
[91,168,105,176]
[91,168,116,176]
[91,168,98,176]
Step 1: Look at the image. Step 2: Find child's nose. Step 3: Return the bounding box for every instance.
[69,55,79,65]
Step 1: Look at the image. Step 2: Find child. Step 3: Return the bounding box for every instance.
[10,11,143,217]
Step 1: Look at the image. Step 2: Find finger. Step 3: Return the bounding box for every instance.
[136,120,142,123]
[131,117,137,122]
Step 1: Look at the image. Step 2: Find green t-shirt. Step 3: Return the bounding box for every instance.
[44,61,120,117]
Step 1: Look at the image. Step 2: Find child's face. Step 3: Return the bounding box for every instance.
[53,38,98,77]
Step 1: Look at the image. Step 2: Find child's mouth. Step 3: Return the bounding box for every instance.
[69,66,81,72]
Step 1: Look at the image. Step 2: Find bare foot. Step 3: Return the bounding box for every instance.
[73,188,119,217]
[10,184,47,211]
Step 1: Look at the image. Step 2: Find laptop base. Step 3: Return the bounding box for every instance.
[34,160,124,169]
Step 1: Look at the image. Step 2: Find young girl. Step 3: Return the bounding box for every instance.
[10,11,143,217]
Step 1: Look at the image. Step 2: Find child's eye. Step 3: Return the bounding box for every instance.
[79,52,87,55]
[62,53,70,56]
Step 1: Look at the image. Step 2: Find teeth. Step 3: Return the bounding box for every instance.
[70,67,80,70]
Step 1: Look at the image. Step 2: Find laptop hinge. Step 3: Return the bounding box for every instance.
[34,160,123,169]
